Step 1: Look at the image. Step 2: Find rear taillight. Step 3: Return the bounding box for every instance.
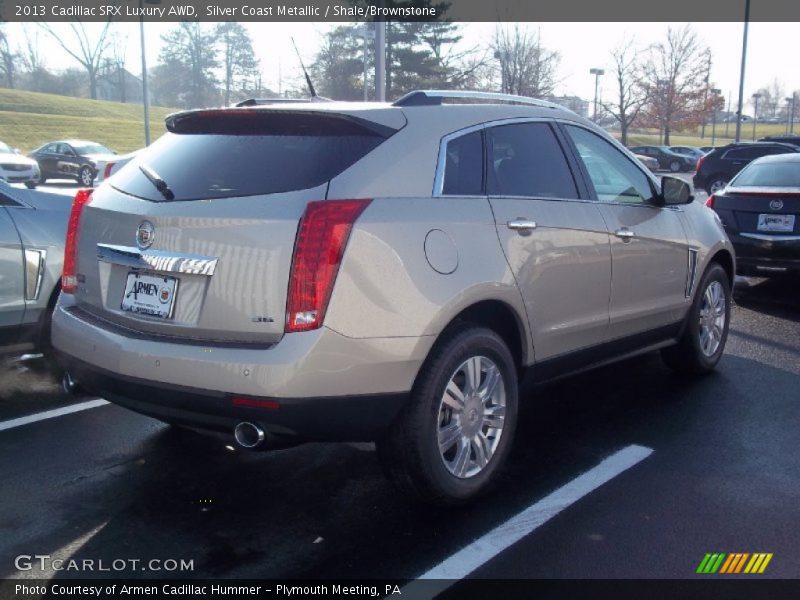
[61,189,93,294]
[103,162,115,179]
[285,199,371,333]
[696,155,706,172]
[705,194,715,208]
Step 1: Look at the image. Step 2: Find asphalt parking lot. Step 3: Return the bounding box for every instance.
[0,273,797,591]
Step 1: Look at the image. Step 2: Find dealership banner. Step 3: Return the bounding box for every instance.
[2,0,800,23]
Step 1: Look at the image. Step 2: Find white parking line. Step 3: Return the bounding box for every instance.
[402,444,653,595]
[0,399,108,432]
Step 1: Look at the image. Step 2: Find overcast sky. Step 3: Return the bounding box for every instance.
[9,21,800,109]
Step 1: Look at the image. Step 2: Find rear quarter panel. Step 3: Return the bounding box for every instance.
[325,196,532,362]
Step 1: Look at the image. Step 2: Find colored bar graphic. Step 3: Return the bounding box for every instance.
[701,552,773,575]
[719,554,735,574]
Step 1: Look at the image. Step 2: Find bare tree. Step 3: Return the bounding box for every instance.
[602,40,647,146]
[0,25,19,89]
[755,79,784,119]
[39,22,112,99]
[639,26,710,145]
[491,25,560,98]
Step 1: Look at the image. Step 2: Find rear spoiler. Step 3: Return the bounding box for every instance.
[234,97,332,107]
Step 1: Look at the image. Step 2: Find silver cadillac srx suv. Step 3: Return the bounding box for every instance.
[52,90,734,505]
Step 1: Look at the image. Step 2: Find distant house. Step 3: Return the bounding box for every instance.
[546,95,590,118]
[97,66,145,104]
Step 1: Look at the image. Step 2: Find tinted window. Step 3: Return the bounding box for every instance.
[565,125,655,204]
[112,113,393,201]
[73,143,112,155]
[486,123,577,198]
[42,144,57,153]
[442,130,483,195]
[731,161,800,187]
[724,147,771,160]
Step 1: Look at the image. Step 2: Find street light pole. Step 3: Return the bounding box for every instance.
[734,0,751,143]
[710,88,721,146]
[751,92,761,141]
[787,94,797,134]
[589,68,604,122]
[139,0,150,146]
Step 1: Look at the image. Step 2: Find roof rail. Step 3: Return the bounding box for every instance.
[234,97,332,107]
[393,90,570,112]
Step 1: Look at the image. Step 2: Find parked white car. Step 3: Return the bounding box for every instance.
[0,141,40,188]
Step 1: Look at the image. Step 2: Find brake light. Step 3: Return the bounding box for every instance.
[62,189,93,293]
[285,199,371,332]
[705,194,715,208]
[103,162,115,179]
[696,155,705,172]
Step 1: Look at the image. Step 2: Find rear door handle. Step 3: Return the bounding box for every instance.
[507,219,537,234]
[615,228,635,241]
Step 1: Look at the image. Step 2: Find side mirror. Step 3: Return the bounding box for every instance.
[661,176,693,205]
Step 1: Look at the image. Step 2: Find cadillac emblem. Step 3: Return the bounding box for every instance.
[136,221,155,249]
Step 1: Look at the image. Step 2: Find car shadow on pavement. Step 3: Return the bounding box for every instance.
[733,276,800,323]
[5,347,788,581]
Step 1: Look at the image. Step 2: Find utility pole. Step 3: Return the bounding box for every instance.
[751,92,761,141]
[725,91,731,138]
[374,18,385,101]
[710,88,721,146]
[700,53,711,139]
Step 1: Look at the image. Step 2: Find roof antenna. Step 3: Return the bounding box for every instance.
[291,37,317,98]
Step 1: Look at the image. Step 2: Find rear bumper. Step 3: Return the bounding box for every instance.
[59,355,408,441]
[729,232,800,273]
[52,296,435,440]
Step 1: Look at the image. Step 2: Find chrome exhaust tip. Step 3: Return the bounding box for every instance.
[61,371,81,395]
[234,422,266,449]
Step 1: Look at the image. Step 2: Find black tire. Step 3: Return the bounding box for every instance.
[705,175,729,195]
[78,166,94,187]
[669,160,682,173]
[25,181,37,189]
[662,263,731,375]
[377,324,519,506]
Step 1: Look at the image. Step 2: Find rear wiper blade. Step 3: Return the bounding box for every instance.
[139,163,175,201]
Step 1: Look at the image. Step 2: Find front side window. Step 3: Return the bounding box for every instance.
[486,122,578,199]
[565,125,655,204]
[441,130,483,195]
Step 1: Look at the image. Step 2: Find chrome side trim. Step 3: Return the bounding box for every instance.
[740,233,800,242]
[686,248,699,298]
[24,248,46,301]
[97,244,218,276]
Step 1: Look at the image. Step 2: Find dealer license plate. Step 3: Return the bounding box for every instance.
[757,214,795,233]
[120,272,178,319]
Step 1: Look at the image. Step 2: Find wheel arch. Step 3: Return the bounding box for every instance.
[436,299,529,376]
[708,248,735,289]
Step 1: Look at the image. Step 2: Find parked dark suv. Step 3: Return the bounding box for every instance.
[758,135,800,147]
[693,142,799,194]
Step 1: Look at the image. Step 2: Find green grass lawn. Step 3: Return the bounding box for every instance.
[622,122,797,148]
[0,88,178,153]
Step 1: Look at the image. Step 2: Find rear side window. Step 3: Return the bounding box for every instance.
[487,123,578,198]
[442,131,483,195]
[112,111,394,201]
[724,147,771,160]
[732,161,800,187]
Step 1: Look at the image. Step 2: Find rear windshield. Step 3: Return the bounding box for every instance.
[112,111,393,201]
[732,161,800,187]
